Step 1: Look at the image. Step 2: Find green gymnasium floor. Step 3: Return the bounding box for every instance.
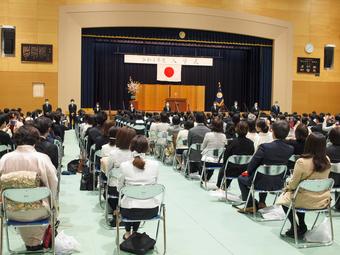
[2,130,340,254]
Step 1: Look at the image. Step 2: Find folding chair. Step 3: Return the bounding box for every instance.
[183,143,202,178]
[200,148,225,190]
[330,163,340,215]
[1,187,56,254]
[172,139,188,171]
[222,155,252,203]
[280,178,334,248]
[116,184,166,255]
[161,134,173,163]
[155,132,167,159]
[288,155,300,175]
[244,165,287,221]
[133,124,146,135]
[148,131,157,155]
[0,145,10,159]
[92,148,102,191]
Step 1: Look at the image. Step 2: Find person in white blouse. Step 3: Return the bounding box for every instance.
[175,120,194,169]
[106,127,136,227]
[100,126,118,157]
[254,119,273,151]
[0,125,58,251]
[118,135,160,240]
[246,119,259,148]
[201,118,227,182]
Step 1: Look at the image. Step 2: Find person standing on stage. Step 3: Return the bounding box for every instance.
[251,102,260,116]
[129,103,136,113]
[211,101,219,115]
[42,99,52,116]
[271,101,281,116]
[93,102,101,114]
[163,102,171,113]
[230,100,240,114]
[68,99,77,129]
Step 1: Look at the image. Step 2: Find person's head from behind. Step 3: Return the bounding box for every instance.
[236,121,249,138]
[184,120,194,130]
[0,114,8,129]
[115,127,136,150]
[247,120,256,133]
[256,119,269,133]
[130,135,149,170]
[172,115,180,126]
[272,120,289,140]
[34,117,52,136]
[160,112,168,123]
[211,117,223,133]
[14,125,40,146]
[95,111,107,126]
[102,120,115,137]
[195,112,205,124]
[295,124,309,143]
[329,127,340,146]
[303,132,330,172]
[232,113,240,125]
[108,126,118,146]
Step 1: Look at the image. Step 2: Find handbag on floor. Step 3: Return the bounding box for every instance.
[120,232,156,255]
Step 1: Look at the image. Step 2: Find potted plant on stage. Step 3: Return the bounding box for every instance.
[127,76,141,110]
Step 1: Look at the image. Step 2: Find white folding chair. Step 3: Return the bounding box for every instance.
[330,163,340,214]
[116,184,166,255]
[1,187,56,254]
[200,148,225,190]
[183,143,202,178]
[172,138,188,171]
[222,155,252,203]
[0,144,10,158]
[280,178,334,248]
[245,165,287,221]
[288,155,300,175]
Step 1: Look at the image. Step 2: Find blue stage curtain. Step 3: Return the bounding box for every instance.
[81,36,272,111]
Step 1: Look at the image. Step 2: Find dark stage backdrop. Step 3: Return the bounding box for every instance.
[81,27,273,111]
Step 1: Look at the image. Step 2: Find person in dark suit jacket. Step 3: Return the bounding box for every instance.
[211,102,219,115]
[186,112,210,173]
[68,99,77,129]
[238,120,294,213]
[163,102,171,113]
[42,99,52,115]
[327,127,340,210]
[251,102,260,116]
[34,117,59,169]
[216,121,254,189]
[230,101,240,114]
[93,102,101,114]
[128,103,136,114]
[86,111,107,156]
[271,101,280,116]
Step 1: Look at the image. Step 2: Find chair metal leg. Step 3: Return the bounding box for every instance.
[311,212,320,230]
[163,205,167,255]
[292,206,299,246]
[252,188,256,219]
[329,206,334,242]
[280,205,291,236]
[116,210,120,255]
[0,216,3,255]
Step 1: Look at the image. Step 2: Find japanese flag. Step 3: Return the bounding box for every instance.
[157,64,182,82]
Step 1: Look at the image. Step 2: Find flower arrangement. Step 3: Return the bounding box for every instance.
[127,76,140,98]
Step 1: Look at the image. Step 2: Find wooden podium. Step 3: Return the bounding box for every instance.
[166,98,187,112]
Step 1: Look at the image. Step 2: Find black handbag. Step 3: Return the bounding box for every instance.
[120,232,156,255]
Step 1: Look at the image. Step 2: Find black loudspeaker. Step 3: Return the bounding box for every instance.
[1,27,16,55]
[324,45,335,69]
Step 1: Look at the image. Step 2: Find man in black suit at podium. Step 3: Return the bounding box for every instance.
[93,102,101,114]
[163,102,171,113]
[271,101,280,116]
[68,99,77,129]
[42,99,52,115]
[230,100,240,114]
[211,101,219,115]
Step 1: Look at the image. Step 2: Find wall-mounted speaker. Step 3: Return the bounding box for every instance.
[324,44,335,69]
[1,26,16,56]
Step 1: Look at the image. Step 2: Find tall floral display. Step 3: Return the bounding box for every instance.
[127,76,140,101]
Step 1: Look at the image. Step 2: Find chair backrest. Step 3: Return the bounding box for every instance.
[0,144,10,153]
[2,187,51,204]
[289,155,300,163]
[188,143,201,152]
[202,148,225,161]
[331,163,340,174]
[296,178,334,193]
[89,144,96,158]
[227,155,252,165]
[255,165,287,177]
[120,184,165,200]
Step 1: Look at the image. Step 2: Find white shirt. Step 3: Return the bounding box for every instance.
[176,129,189,149]
[101,144,116,157]
[254,131,273,151]
[201,132,227,162]
[246,132,259,150]
[107,149,133,187]
[118,159,160,209]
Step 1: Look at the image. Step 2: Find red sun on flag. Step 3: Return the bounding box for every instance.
[164,67,174,77]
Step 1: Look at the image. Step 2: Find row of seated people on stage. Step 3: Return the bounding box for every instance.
[0,107,66,252]
[75,107,340,241]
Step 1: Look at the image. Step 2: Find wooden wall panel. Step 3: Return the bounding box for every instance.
[0,71,58,112]
[170,85,205,111]
[292,81,340,114]
[135,84,169,111]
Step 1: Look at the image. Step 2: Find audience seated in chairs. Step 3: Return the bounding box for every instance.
[215,121,254,192]
[277,132,332,238]
[86,111,107,156]
[185,112,210,174]
[238,120,294,213]
[175,120,194,169]
[95,120,116,151]
[0,125,58,252]
[118,135,160,240]
[34,117,59,169]
[106,127,136,227]
[254,118,273,150]
[101,126,118,157]
[200,117,227,182]
[327,127,340,210]
[246,119,259,147]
